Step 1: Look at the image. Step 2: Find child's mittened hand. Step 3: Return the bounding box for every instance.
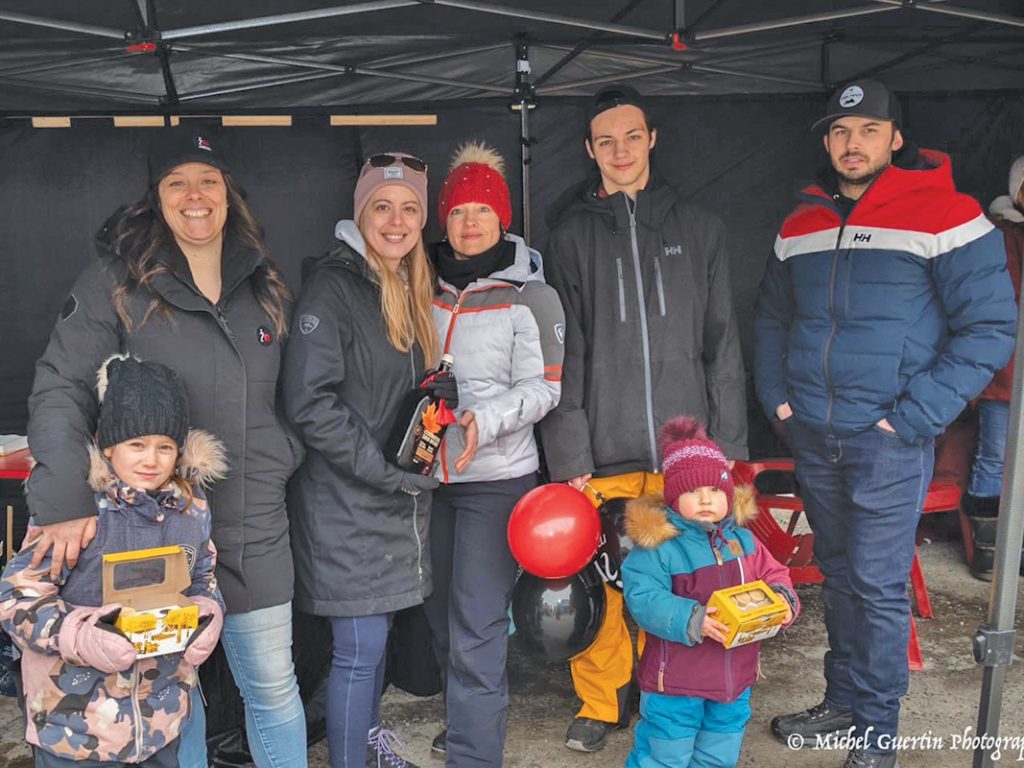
[701,606,730,646]
[58,603,137,673]
[183,595,223,667]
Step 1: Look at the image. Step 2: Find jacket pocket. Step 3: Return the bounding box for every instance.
[615,258,627,323]
[653,256,667,317]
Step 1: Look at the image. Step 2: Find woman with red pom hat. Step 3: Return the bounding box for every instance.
[424,141,566,767]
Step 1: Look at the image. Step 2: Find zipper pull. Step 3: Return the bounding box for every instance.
[658,662,665,692]
[214,306,235,339]
[711,544,724,566]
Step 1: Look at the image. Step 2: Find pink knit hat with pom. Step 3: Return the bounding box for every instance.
[660,416,734,512]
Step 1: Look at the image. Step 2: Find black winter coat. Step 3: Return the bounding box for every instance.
[539,174,748,481]
[282,223,432,618]
[28,237,301,614]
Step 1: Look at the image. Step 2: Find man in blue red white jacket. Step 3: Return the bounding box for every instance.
[754,79,1016,768]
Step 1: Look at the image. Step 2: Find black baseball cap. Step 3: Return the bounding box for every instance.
[587,83,648,126]
[812,79,902,134]
[148,126,231,186]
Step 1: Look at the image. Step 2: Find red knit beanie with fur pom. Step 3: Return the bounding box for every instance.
[437,141,512,232]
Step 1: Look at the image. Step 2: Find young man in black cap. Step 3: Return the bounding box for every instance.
[540,84,748,753]
[755,79,1016,768]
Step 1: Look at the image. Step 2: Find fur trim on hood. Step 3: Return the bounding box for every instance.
[990,195,1024,224]
[625,485,758,549]
[88,428,228,492]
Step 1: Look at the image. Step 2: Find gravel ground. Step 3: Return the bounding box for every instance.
[1,540,1022,767]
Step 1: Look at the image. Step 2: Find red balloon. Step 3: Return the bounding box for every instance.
[508,484,601,578]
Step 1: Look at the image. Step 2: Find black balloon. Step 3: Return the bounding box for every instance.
[591,497,634,591]
[511,566,607,662]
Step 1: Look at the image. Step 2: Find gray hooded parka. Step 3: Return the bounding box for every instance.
[282,221,432,618]
[27,231,301,614]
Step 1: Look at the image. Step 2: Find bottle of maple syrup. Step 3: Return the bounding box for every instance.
[387,354,456,475]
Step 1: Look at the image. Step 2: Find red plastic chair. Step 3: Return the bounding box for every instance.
[732,459,962,671]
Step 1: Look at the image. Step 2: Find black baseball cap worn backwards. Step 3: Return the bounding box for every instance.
[812,79,902,134]
[587,83,648,126]
[148,126,231,186]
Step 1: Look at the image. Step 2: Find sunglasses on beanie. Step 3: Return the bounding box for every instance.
[365,154,428,174]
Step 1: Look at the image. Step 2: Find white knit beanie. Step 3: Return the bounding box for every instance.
[1010,155,1024,201]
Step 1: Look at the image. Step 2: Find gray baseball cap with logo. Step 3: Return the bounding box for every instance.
[812,79,902,134]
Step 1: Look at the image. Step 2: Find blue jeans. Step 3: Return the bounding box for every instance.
[327,614,392,768]
[218,602,308,768]
[177,686,206,768]
[970,399,1010,497]
[787,420,934,753]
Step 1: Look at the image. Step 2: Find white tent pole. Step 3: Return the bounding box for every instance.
[872,0,1024,30]
[352,66,508,93]
[0,52,136,79]
[134,0,149,29]
[177,72,347,102]
[366,43,512,70]
[161,1,420,41]
[689,63,821,88]
[0,77,156,104]
[429,0,667,42]
[692,5,900,42]
[536,39,824,70]
[172,46,509,96]
[972,273,1024,767]
[537,62,820,94]
[537,66,680,95]
[0,10,125,39]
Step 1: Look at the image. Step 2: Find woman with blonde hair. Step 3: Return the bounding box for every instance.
[283,152,454,768]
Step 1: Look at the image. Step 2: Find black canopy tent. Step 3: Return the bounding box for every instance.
[2,2,1024,765]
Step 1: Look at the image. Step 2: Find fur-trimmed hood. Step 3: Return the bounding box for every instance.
[625,484,757,549]
[87,428,228,493]
[990,195,1024,224]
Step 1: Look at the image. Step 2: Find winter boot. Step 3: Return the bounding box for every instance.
[963,495,1000,581]
[367,726,418,768]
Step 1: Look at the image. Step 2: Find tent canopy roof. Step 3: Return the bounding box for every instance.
[1,0,1023,114]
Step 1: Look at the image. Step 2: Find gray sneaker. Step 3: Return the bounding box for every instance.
[367,727,418,768]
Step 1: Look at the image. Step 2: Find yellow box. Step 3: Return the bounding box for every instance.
[706,579,788,648]
[103,546,199,658]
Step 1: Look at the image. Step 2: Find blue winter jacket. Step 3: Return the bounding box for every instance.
[755,149,1016,443]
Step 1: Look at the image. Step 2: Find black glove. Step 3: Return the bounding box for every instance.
[419,369,459,410]
[400,472,440,496]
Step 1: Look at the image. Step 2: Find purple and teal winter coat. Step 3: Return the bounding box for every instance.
[621,487,799,703]
[0,430,225,763]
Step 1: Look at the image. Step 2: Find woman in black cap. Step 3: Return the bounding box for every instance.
[25,128,307,768]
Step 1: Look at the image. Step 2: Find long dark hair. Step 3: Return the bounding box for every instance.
[108,172,290,336]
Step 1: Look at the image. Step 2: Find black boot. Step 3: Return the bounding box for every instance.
[963,495,1000,581]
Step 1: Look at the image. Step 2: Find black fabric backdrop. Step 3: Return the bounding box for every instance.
[2,92,1023,452]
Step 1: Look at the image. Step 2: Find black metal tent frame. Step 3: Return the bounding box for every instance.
[2,3,1024,765]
